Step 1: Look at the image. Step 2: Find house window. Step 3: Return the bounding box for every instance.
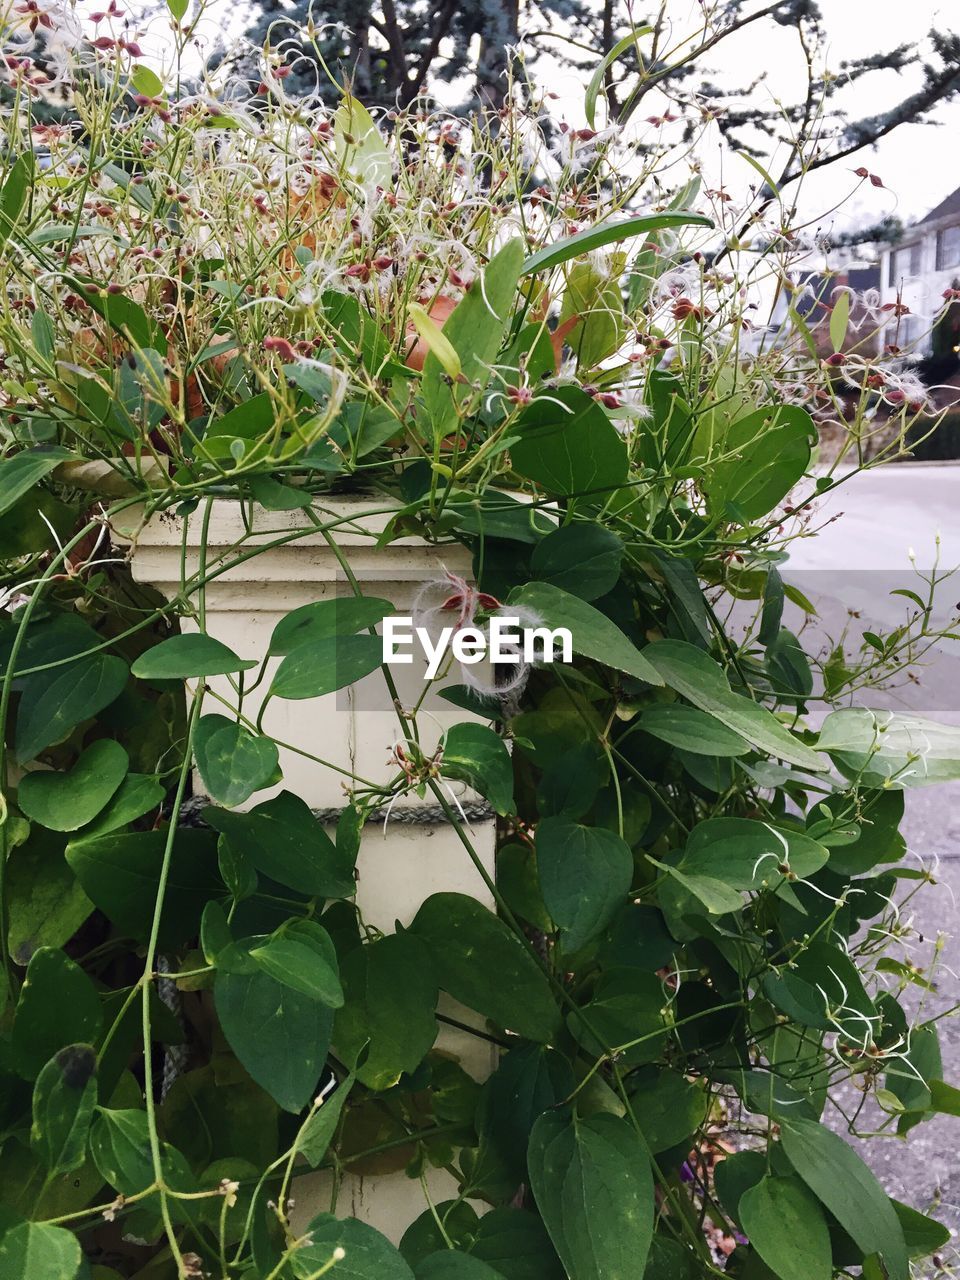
[897,314,924,349]
[888,243,922,285]
[937,225,960,271]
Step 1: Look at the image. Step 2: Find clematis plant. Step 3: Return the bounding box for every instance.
[0,6,959,1280]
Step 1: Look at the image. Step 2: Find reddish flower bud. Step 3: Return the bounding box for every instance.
[263,336,297,361]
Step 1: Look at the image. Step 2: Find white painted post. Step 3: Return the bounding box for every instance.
[114,497,498,1240]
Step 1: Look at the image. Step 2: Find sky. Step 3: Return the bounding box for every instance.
[528,0,960,241]
[142,0,960,241]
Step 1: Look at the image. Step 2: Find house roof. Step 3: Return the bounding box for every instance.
[919,185,960,226]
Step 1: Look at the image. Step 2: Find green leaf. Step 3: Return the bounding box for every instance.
[0,153,34,246]
[530,524,624,601]
[76,288,167,356]
[334,932,438,1090]
[408,303,461,378]
[268,597,393,656]
[401,1202,479,1267]
[763,940,876,1039]
[639,705,750,756]
[509,386,628,496]
[630,1069,708,1153]
[0,449,72,517]
[411,894,558,1042]
[31,1045,97,1176]
[269,633,383,699]
[891,1199,951,1259]
[11,948,102,1080]
[585,28,653,126]
[130,64,164,98]
[215,968,334,1113]
[679,818,828,889]
[509,581,663,685]
[760,568,785,646]
[334,96,392,188]
[415,1254,502,1279]
[89,1108,195,1210]
[928,1078,960,1117]
[766,628,813,701]
[421,239,525,436]
[193,715,280,806]
[521,212,712,275]
[291,1212,414,1278]
[818,708,960,787]
[830,290,851,352]
[15,655,128,764]
[479,1046,575,1180]
[131,633,257,679]
[89,1108,155,1192]
[65,829,220,948]
[296,1073,355,1168]
[166,0,188,19]
[250,922,343,1007]
[703,406,814,521]
[205,792,355,897]
[739,1176,832,1280]
[18,740,128,832]
[0,1219,81,1280]
[536,818,632,953]
[653,858,744,916]
[780,1118,908,1280]
[470,1207,564,1278]
[441,723,514,816]
[643,640,824,771]
[78,773,164,839]
[528,1111,654,1280]
[715,1150,766,1227]
[6,828,93,965]
[568,969,668,1066]
[559,259,627,369]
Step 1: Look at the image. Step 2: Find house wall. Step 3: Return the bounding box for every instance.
[879,218,960,354]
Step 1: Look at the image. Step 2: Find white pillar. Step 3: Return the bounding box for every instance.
[114,496,498,1240]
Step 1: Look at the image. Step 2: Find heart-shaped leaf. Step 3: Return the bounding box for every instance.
[15,655,128,763]
[269,633,383,700]
[536,818,632,953]
[215,969,334,1113]
[0,1219,82,1280]
[739,1175,832,1280]
[11,948,102,1080]
[193,715,280,806]
[441,722,514,815]
[18,740,128,831]
[528,1111,654,1279]
[204,792,355,898]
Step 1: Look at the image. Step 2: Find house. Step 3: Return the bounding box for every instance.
[786,265,882,357]
[879,184,960,354]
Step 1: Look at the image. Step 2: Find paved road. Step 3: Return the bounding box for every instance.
[788,464,960,1266]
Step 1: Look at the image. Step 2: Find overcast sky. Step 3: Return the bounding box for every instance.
[529,0,960,238]
[154,0,959,240]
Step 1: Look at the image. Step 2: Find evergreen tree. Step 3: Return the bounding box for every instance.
[235,0,960,194]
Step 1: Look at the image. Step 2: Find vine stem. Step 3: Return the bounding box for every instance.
[140,688,204,1276]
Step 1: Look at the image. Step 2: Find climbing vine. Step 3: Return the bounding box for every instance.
[0,11,959,1280]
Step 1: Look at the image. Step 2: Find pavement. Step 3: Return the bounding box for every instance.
[786,464,960,1268]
